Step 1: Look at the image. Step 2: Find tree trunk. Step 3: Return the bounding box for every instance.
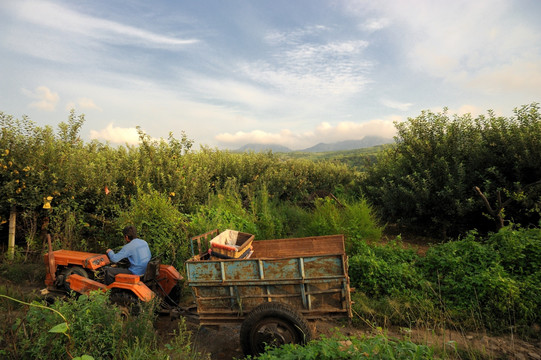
[8,206,16,260]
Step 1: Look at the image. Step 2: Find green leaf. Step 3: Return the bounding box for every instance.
[49,322,68,334]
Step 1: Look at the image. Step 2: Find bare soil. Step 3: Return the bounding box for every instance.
[155,313,541,360]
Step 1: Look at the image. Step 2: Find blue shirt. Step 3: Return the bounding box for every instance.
[107,238,151,275]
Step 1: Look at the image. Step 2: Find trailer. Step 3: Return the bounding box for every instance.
[186,230,352,356]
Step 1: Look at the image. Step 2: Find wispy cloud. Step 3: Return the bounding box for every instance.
[23,86,59,111]
[380,98,413,111]
[244,38,371,97]
[360,18,391,32]
[66,98,102,111]
[264,25,329,46]
[12,0,198,49]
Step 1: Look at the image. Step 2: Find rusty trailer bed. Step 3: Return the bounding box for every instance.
[186,231,352,326]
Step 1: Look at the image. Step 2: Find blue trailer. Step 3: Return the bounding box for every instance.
[186,230,352,356]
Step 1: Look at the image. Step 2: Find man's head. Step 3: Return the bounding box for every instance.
[122,225,137,242]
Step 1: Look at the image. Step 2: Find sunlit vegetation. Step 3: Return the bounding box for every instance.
[1,104,540,359]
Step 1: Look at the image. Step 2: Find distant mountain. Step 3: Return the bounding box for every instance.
[235,143,292,153]
[234,136,394,153]
[301,136,394,152]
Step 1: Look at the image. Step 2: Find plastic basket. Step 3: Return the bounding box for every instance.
[210,230,254,259]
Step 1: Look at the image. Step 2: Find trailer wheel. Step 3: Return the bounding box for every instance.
[62,266,88,292]
[240,302,312,357]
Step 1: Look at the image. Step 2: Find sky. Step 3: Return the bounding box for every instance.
[1,0,540,150]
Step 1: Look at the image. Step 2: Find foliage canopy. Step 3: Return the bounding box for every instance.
[361,103,541,237]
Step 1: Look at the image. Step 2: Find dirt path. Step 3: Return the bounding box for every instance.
[156,314,541,360]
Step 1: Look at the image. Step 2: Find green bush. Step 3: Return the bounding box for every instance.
[8,290,207,360]
[348,226,541,335]
[188,181,257,239]
[301,197,382,248]
[245,184,287,240]
[17,292,127,359]
[348,239,422,298]
[418,227,541,332]
[251,332,436,360]
[116,185,189,268]
[361,103,541,236]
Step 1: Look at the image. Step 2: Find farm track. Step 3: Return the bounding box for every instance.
[155,311,541,360]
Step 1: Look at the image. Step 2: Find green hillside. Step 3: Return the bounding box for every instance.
[277,144,392,169]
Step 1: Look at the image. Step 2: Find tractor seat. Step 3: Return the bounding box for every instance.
[142,259,160,284]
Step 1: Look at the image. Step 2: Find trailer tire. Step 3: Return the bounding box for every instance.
[62,266,88,292]
[240,302,312,357]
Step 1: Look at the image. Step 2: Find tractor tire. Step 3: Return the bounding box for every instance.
[240,302,312,357]
[109,289,142,317]
[61,266,88,292]
[164,284,182,307]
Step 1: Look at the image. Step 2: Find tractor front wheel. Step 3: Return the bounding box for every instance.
[61,266,88,292]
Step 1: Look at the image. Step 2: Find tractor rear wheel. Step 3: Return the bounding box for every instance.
[109,289,141,316]
[164,284,181,307]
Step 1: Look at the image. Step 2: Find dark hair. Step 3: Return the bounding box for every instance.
[122,225,137,240]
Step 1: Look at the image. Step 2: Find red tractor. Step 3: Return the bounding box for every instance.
[43,235,182,311]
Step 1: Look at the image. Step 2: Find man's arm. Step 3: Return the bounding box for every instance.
[107,243,133,263]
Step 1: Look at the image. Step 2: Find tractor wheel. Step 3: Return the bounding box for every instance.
[61,266,88,292]
[109,289,141,317]
[240,302,312,357]
[164,284,182,307]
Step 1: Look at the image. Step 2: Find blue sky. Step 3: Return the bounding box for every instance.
[1,0,540,150]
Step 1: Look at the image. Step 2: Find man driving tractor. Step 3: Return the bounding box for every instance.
[105,225,151,285]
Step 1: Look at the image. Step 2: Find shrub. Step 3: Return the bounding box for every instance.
[301,197,382,249]
[251,332,436,360]
[348,226,541,335]
[418,227,541,332]
[115,185,189,268]
[348,239,422,298]
[361,103,541,237]
[188,181,257,239]
[17,291,127,359]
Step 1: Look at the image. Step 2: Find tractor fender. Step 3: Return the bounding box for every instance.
[107,274,155,302]
[65,273,108,294]
[158,264,183,295]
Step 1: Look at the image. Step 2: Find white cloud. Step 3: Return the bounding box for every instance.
[380,98,413,111]
[89,123,140,145]
[346,1,541,98]
[66,98,102,111]
[23,86,59,111]
[215,118,398,150]
[463,60,541,95]
[244,39,371,97]
[264,25,329,46]
[361,18,391,32]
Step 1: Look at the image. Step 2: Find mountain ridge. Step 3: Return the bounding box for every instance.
[234,136,393,153]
